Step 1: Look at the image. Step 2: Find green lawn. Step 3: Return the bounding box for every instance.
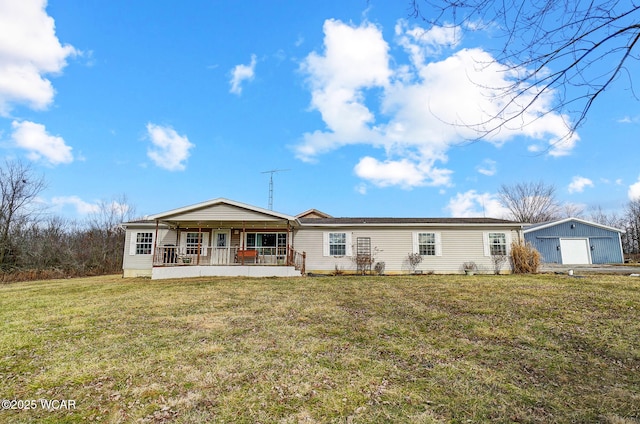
[0,274,639,423]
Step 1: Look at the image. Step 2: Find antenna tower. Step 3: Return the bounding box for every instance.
[261,169,290,210]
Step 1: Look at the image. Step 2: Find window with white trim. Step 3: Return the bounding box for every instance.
[323,232,352,256]
[417,232,436,256]
[134,232,153,255]
[488,232,507,256]
[185,232,203,255]
[412,232,442,257]
[329,232,346,256]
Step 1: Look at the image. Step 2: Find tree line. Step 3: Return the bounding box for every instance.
[2,161,639,283]
[0,160,136,282]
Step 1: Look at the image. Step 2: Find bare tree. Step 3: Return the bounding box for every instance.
[83,195,137,274]
[498,181,561,223]
[559,203,585,219]
[410,1,640,139]
[624,199,640,256]
[588,205,624,229]
[0,160,46,268]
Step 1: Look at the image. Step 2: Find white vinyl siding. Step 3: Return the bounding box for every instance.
[129,231,153,255]
[296,228,521,275]
[412,232,442,256]
[322,232,353,256]
[163,203,287,222]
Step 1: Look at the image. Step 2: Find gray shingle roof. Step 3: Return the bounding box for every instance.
[298,217,520,225]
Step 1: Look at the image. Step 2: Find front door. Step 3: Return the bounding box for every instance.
[212,230,230,264]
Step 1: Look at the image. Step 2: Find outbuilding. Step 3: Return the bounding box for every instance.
[524,218,624,265]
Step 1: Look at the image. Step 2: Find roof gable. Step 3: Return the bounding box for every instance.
[296,208,332,219]
[148,198,296,222]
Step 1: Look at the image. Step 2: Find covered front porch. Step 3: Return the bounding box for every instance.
[153,244,305,269]
[142,198,306,279]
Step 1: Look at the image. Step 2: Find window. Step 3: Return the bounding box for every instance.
[329,232,346,256]
[135,232,153,255]
[417,233,436,256]
[412,232,441,257]
[323,232,352,256]
[215,232,227,248]
[488,233,507,256]
[245,232,288,255]
[277,233,287,247]
[185,232,203,255]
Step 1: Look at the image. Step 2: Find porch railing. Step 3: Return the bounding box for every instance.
[287,247,306,274]
[153,245,305,273]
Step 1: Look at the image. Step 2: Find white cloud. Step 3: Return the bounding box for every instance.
[295,19,578,189]
[629,177,640,201]
[476,159,496,176]
[11,120,73,165]
[355,183,367,195]
[395,20,460,64]
[617,115,640,124]
[51,195,100,215]
[0,0,77,114]
[146,123,194,171]
[51,196,131,217]
[229,54,257,95]
[354,156,452,188]
[446,190,511,218]
[568,176,594,194]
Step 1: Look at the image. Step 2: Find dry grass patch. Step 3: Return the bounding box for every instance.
[0,274,639,422]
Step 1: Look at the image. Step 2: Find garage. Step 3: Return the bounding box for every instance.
[559,238,591,264]
[524,218,624,265]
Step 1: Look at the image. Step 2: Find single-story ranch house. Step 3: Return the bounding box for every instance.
[524,217,624,265]
[122,198,525,279]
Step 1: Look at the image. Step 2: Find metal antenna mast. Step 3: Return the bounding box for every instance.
[261,169,290,210]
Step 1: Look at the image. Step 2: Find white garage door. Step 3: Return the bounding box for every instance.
[560,239,591,264]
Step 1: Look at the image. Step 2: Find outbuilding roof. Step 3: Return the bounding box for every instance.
[523,217,623,233]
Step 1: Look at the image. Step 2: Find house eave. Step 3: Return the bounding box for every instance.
[299,222,522,228]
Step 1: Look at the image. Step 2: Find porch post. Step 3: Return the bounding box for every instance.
[152,220,159,266]
[197,226,201,265]
[287,222,292,266]
[241,221,246,265]
[176,227,181,255]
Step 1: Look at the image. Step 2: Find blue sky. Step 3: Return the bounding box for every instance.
[0,0,638,221]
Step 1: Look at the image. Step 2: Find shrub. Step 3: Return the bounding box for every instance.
[406,253,423,274]
[511,241,541,274]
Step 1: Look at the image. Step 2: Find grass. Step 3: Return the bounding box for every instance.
[0,274,639,423]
